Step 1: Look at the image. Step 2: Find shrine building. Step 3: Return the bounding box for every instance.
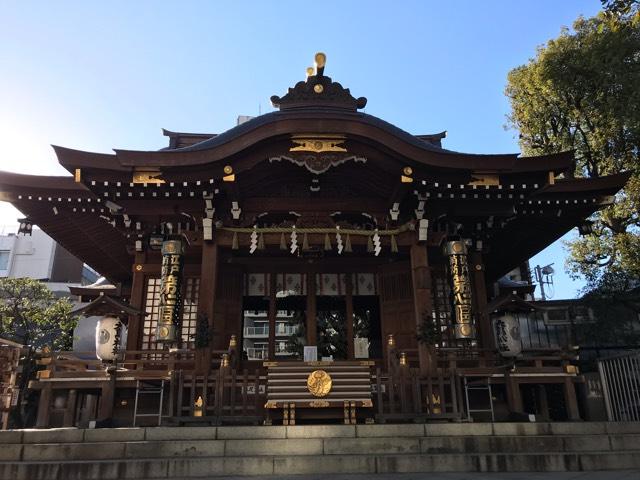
[0,53,630,427]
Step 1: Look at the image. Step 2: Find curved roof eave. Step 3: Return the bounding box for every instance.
[540,171,632,195]
[50,110,574,175]
[0,170,90,192]
[53,145,129,173]
[114,110,525,170]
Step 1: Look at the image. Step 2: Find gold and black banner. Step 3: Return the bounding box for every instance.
[444,240,475,339]
[156,239,185,343]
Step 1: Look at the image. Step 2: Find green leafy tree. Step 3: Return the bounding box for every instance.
[416,310,440,346]
[193,313,211,349]
[601,0,639,18]
[0,277,77,426]
[505,9,640,289]
[317,309,348,360]
[0,277,76,350]
[578,270,640,345]
[285,310,306,359]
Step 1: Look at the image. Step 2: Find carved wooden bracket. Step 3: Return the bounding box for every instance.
[269,153,366,175]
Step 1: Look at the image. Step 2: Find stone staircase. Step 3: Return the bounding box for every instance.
[1,422,639,479]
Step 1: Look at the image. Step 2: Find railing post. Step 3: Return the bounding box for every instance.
[216,354,229,418]
[228,335,239,369]
[450,372,459,418]
[386,334,398,375]
[375,367,384,419]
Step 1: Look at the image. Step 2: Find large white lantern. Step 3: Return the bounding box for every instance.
[96,316,127,362]
[492,313,522,358]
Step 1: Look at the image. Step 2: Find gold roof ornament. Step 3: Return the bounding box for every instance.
[314,52,326,75]
[271,51,367,111]
[132,168,165,185]
[468,172,499,186]
[290,135,347,153]
[315,52,326,68]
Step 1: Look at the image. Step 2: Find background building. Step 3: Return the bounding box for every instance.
[0,229,97,294]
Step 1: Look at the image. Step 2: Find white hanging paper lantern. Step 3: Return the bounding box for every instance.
[492,314,522,358]
[96,316,127,362]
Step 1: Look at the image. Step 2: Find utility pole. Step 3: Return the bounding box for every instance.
[534,264,554,301]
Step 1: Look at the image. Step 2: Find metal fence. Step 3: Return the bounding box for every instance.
[598,351,640,421]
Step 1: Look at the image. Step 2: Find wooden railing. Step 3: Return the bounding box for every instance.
[36,348,231,380]
[29,337,582,427]
[392,345,578,372]
[172,366,265,425]
[373,367,464,422]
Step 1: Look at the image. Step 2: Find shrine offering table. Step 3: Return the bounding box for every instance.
[264,361,373,425]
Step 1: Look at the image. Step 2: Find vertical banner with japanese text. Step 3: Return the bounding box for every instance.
[444,240,475,339]
[156,239,185,343]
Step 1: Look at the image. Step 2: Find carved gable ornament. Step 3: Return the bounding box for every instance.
[269,153,367,175]
[270,52,367,111]
[270,134,366,174]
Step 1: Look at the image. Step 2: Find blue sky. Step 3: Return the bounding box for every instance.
[0,0,604,297]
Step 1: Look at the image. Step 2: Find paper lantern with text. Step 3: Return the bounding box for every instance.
[96,316,127,362]
[492,314,522,358]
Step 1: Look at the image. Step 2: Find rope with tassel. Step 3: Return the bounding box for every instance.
[225,221,414,253]
[221,221,413,236]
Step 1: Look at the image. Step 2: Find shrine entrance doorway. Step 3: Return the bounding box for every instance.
[240,271,381,363]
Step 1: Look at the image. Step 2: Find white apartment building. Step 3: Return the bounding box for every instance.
[242,310,300,360]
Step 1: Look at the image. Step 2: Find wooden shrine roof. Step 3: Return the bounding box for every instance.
[51,110,574,174]
[160,128,447,150]
[71,293,141,319]
[0,167,628,284]
[0,54,631,285]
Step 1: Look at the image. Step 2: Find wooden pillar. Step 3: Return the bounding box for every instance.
[469,251,495,353]
[505,371,523,414]
[35,384,52,428]
[536,385,550,420]
[98,375,116,421]
[79,394,98,426]
[268,273,277,360]
[410,243,434,376]
[306,273,317,348]
[126,252,147,352]
[563,377,581,421]
[345,274,355,360]
[62,389,77,427]
[196,241,218,372]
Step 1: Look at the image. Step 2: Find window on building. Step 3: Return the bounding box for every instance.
[0,251,9,271]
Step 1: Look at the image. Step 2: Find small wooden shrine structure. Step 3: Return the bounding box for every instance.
[0,53,629,427]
